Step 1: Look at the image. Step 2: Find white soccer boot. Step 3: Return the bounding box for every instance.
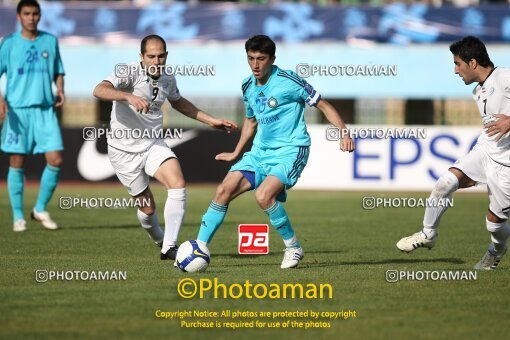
[31,209,58,230]
[396,230,437,253]
[281,247,304,269]
[13,219,27,232]
[474,245,507,270]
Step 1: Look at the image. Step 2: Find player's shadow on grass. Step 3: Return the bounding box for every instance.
[209,255,465,269]
[299,258,466,268]
[212,250,345,259]
[66,222,199,230]
[190,258,468,273]
[210,253,285,270]
[66,224,139,230]
[213,253,281,259]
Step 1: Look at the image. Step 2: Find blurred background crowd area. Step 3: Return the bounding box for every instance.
[0,0,508,7]
[1,1,509,128]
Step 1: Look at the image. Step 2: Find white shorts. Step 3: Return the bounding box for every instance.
[452,143,510,219]
[108,139,177,196]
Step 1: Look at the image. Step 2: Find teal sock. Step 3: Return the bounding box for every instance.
[8,167,25,222]
[197,201,228,244]
[35,165,61,212]
[265,202,300,248]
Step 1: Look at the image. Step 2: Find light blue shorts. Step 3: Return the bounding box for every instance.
[230,145,310,202]
[1,106,63,154]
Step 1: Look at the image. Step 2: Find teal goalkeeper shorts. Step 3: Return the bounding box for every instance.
[1,106,63,154]
[230,145,310,202]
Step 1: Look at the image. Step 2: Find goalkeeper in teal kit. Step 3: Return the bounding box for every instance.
[196,35,355,268]
[0,0,65,231]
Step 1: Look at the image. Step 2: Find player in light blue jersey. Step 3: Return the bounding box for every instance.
[196,35,355,268]
[0,0,65,232]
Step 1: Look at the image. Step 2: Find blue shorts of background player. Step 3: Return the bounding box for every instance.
[1,107,63,154]
[195,35,354,269]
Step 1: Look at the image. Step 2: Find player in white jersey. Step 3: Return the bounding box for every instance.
[93,35,237,261]
[397,36,510,270]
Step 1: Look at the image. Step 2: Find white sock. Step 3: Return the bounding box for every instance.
[162,188,186,253]
[137,209,163,244]
[423,171,459,236]
[421,228,437,239]
[283,234,298,248]
[486,219,510,255]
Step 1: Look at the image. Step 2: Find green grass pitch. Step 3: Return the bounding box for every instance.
[1,183,509,339]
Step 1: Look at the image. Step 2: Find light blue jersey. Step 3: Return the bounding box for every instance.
[241,65,321,150]
[0,31,64,108]
[0,31,64,154]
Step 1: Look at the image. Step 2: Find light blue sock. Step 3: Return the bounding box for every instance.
[8,167,25,222]
[35,165,61,212]
[265,202,300,248]
[197,201,228,244]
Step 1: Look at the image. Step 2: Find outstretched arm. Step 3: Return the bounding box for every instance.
[215,117,258,162]
[169,96,237,132]
[316,99,355,152]
[93,81,149,113]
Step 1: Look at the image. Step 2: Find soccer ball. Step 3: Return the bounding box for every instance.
[176,240,210,273]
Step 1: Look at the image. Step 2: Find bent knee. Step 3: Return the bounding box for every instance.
[9,155,25,168]
[255,189,274,208]
[139,205,155,216]
[431,172,459,198]
[487,211,506,225]
[48,158,63,168]
[214,183,235,202]
[170,177,185,189]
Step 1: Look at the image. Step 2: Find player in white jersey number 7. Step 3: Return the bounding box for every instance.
[93,35,237,261]
[397,36,510,270]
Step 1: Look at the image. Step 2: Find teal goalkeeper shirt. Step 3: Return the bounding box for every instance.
[242,65,321,150]
[0,31,65,108]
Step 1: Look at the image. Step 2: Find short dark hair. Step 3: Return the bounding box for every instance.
[245,35,276,58]
[17,0,40,14]
[140,34,166,54]
[449,36,494,68]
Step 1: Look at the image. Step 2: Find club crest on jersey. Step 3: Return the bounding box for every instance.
[268,97,278,108]
[489,87,495,96]
[41,51,49,59]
